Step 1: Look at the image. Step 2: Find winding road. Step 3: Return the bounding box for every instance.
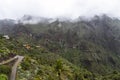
[0,55,24,80]
[10,56,24,80]
[0,56,18,65]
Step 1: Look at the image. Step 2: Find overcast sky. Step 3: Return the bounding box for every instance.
[0,0,120,19]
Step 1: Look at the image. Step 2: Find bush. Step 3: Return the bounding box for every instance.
[0,65,11,75]
[0,74,8,80]
[21,57,31,70]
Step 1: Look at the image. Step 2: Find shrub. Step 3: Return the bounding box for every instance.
[0,74,8,80]
[0,65,11,75]
[21,57,31,70]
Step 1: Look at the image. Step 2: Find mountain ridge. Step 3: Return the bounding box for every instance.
[0,14,120,80]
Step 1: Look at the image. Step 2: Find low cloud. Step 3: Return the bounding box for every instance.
[0,0,120,19]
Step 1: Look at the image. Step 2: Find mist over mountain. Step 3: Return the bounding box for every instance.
[1,0,120,79]
[1,14,120,80]
[1,0,120,19]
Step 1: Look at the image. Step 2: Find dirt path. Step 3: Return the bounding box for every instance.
[10,56,24,80]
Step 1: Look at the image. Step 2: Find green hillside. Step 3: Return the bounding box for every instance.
[1,15,120,80]
[0,35,95,80]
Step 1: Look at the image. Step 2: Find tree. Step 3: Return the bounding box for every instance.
[21,57,31,70]
[54,59,72,80]
[55,60,63,80]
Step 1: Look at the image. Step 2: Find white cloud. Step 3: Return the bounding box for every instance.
[0,0,120,19]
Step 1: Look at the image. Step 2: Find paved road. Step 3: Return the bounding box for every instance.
[10,56,24,80]
[0,55,24,80]
[0,56,18,65]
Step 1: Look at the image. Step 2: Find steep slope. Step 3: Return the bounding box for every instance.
[20,15,120,74]
[0,36,95,80]
[1,15,120,80]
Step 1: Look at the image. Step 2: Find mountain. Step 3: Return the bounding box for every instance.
[0,19,16,34]
[21,15,120,74]
[1,15,120,80]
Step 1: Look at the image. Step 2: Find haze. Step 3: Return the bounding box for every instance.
[0,0,120,19]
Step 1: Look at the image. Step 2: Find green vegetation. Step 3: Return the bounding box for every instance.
[0,74,8,80]
[0,15,120,80]
[0,65,11,75]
